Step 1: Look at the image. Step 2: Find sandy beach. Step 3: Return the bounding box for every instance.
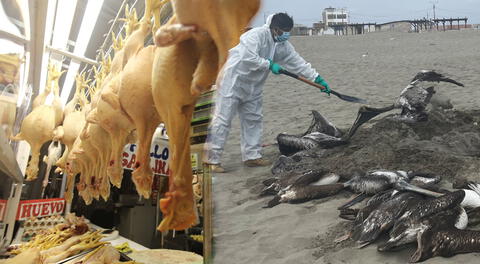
[212,29,480,264]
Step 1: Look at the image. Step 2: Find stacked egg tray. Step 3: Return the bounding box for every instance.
[21,215,65,241]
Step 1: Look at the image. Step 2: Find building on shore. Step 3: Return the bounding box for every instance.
[322,7,348,28]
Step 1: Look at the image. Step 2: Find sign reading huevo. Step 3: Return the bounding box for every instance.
[15,198,65,220]
[0,199,7,221]
[122,136,170,176]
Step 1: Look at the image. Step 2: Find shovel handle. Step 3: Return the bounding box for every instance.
[279,69,327,91]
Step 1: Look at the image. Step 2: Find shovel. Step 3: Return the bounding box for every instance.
[279,69,368,104]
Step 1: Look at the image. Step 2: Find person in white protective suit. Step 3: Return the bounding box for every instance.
[206,12,331,173]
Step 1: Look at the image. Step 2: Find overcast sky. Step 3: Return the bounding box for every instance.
[251,0,480,27]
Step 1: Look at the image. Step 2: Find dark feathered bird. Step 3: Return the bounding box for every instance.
[379,185,480,251]
[344,70,464,139]
[261,169,342,208]
[338,170,442,209]
[265,183,345,208]
[411,227,480,262]
[260,168,334,196]
[277,110,347,156]
[351,191,423,247]
[411,70,465,87]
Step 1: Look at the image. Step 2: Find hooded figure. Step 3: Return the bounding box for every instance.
[206,12,330,172]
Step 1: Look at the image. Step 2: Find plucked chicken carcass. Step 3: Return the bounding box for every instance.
[79,121,112,201]
[83,11,132,188]
[118,45,160,199]
[158,0,261,68]
[90,2,159,192]
[64,137,86,203]
[152,30,217,231]
[0,248,41,264]
[67,80,113,203]
[12,62,66,181]
[151,0,259,231]
[55,73,89,171]
[77,244,132,264]
[88,74,133,188]
[114,0,172,199]
[40,231,105,264]
[66,136,94,204]
[11,104,56,180]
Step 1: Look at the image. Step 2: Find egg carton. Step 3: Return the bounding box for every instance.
[21,215,65,241]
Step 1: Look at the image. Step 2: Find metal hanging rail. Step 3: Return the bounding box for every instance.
[46,45,99,65]
[0,29,28,45]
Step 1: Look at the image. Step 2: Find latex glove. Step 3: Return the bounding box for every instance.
[268,59,282,75]
[315,75,331,95]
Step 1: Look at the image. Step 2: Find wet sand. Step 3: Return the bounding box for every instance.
[212,29,480,264]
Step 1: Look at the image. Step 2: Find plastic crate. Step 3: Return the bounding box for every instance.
[195,90,215,108]
[191,122,209,137]
[192,107,213,123]
[190,135,207,145]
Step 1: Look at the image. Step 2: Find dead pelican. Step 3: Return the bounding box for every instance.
[351,191,424,247]
[277,110,347,156]
[379,184,480,251]
[345,70,464,139]
[262,169,341,208]
[261,168,337,196]
[411,227,480,262]
[339,170,442,209]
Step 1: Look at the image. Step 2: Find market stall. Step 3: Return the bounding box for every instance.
[0,0,209,262]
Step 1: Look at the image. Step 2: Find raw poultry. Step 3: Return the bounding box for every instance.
[11,0,260,233]
[55,73,89,172]
[12,104,56,181]
[11,62,65,181]
[91,0,170,197]
[152,0,260,231]
[85,6,139,188]
[118,45,160,199]
[70,77,113,203]
[114,0,171,198]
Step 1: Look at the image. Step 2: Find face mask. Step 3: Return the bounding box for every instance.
[275,31,290,42]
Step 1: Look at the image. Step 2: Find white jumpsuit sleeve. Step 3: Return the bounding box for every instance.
[237,31,271,72]
[274,41,319,81]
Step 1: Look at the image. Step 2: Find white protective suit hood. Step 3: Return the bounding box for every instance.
[265,14,274,27]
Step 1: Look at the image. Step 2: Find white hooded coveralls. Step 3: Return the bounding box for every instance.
[207,17,320,163]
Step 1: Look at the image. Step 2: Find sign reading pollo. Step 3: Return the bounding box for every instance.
[0,200,7,221]
[15,198,65,221]
[122,135,170,176]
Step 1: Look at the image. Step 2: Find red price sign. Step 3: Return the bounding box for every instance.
[15,198,65,220]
